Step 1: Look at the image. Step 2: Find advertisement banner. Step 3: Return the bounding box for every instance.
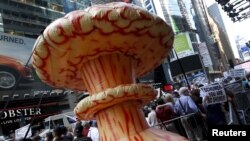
[0,33,69,135]
[0,102,61,126]
[240,45,250,61]
[173,33,194,58]
[198,42,213,67]
[0,32,35,63]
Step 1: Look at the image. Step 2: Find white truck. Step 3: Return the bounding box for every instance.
[39,111,76,138]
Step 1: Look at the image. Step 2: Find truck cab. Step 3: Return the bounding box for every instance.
[39,111,76,138]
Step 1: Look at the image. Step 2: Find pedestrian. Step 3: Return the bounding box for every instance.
[147,103,160,128]
[73,124,92,141]
[82,121,90,137]
[87,120,99,141]
[53,126,70,141]
[45,132,53,141]
[174,87,203,141]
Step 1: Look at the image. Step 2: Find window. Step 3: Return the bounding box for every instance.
[144,0,150,6]
[9,1,18,7]
[53,119,64,127]
[12,12,19,18]
[17,0,35,4]
[169,50,175,59]
[35,0,48,7]
[189,33,197,42]
[192,43,198,53]
[3,10,10,15]
[147,5,152,11]
[49,3,63,12]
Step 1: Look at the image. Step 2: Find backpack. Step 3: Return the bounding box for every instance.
[156,105,174,122]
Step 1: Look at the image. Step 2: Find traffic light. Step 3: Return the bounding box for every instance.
[216,0,230,5]
[246,41,250,48]
[222,4,234,12]
[228,12,239,18]
[218,0,250,22]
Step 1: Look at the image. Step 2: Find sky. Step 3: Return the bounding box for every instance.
[206,1,250,58]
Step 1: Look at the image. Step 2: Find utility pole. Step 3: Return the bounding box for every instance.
[173,49,191,90]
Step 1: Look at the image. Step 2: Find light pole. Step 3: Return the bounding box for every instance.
[173,49,191,90]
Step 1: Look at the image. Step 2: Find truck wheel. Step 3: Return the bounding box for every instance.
[0,70,18,90]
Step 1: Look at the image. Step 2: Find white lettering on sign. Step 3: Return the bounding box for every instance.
[200,83,227,105]
[0,108,42,120]
[229,69,246,78]
[212,129,246,136]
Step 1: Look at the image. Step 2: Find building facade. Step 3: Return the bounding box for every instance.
[191,0,225,78]
[0,0,63,38]
[0,0,91,136]
[139,0,206,85]
[0,0,92,38]
[208,3,236,69]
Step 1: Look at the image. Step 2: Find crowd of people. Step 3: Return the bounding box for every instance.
[16,120,99,141]
[143,74,250,141]
[4,74,250,141]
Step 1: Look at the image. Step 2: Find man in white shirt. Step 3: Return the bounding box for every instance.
[87,120,99,141]
[148,104,160,129]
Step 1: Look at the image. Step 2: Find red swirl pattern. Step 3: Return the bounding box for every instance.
[32,2,174,91]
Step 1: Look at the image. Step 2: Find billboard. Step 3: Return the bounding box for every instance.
[0,32,70,92]
[0,33,69,135]
[239,45,250,61]
[198,42,213,67]
[0,32,35,63]
[173,32,194,58]
[169,54,202,77]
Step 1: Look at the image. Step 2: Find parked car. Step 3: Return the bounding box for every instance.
[0,55,33,90]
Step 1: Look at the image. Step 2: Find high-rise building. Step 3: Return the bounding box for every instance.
[0,0,63,38]
[136,0,173,87]
[143,0,157,13]
[191,0,224,77]
[0,0,91,38]
[91,0,132,5]
[208,3,236,69]
[208,3,227,32]
[139,0,206,85]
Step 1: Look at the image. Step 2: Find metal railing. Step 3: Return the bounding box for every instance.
[152,113,208,140]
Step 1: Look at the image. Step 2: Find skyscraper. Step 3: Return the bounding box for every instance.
[208,3,236,68]
[0,0,91,38]
[143,0,157,13]
[191,0,223,74]
[140,0,205,84]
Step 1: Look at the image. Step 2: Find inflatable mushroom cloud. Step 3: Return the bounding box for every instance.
[32,2,187,141]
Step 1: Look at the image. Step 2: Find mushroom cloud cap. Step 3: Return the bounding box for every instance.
[32,2,174,91]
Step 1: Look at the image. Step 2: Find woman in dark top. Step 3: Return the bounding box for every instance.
[74,124,92,141]
[206,103,227,125]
